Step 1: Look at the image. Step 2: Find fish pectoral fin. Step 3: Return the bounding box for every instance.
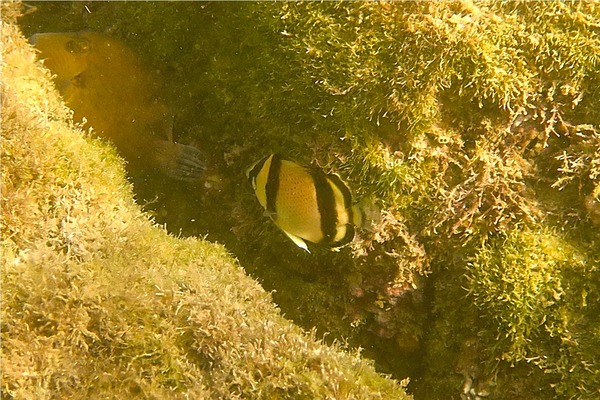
[263,210,277,219]
[143,140,206,182]
[164,142,206,181]
[282,230,311,253]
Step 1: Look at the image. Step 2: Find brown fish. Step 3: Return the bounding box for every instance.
[30,31,204,181]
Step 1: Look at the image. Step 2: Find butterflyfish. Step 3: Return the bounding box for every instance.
[247,154,364,252]
[30,31,204,181]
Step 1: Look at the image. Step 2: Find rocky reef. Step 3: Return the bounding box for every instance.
[8,1,600,399]
[1,3,411,398]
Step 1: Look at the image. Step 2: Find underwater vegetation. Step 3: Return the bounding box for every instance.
[1,5,410,399]
[8,0,600,399]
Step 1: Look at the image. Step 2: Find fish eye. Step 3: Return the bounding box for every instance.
[72,73,86,88]
[65,38,90,54]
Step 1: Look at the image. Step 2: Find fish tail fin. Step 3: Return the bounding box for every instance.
[352,198,380,232]
[351,204,364,228]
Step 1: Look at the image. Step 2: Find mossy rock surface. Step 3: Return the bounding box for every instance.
[11,1,600,399]
[1,5,411,399]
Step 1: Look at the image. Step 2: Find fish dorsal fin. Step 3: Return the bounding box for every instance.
[282,230,311,253]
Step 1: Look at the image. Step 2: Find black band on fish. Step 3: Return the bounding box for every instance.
[336,224,355,247]
[327,173,354,225]
[327,173,353,208]
[312,170,338,243]
[247,154,270,183]
[265,154,281,214]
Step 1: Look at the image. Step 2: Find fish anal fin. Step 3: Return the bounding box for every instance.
[282,230,311,253]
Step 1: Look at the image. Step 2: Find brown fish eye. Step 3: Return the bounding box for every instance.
[65,38,90,54]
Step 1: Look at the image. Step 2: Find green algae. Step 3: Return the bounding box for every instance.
[465,226,599,398]
[13,1,600,398]
[1,4,411,398]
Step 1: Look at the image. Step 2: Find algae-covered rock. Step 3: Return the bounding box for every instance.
[12,1,600,399]
[465,227,599,398]
[1,6,411,399]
